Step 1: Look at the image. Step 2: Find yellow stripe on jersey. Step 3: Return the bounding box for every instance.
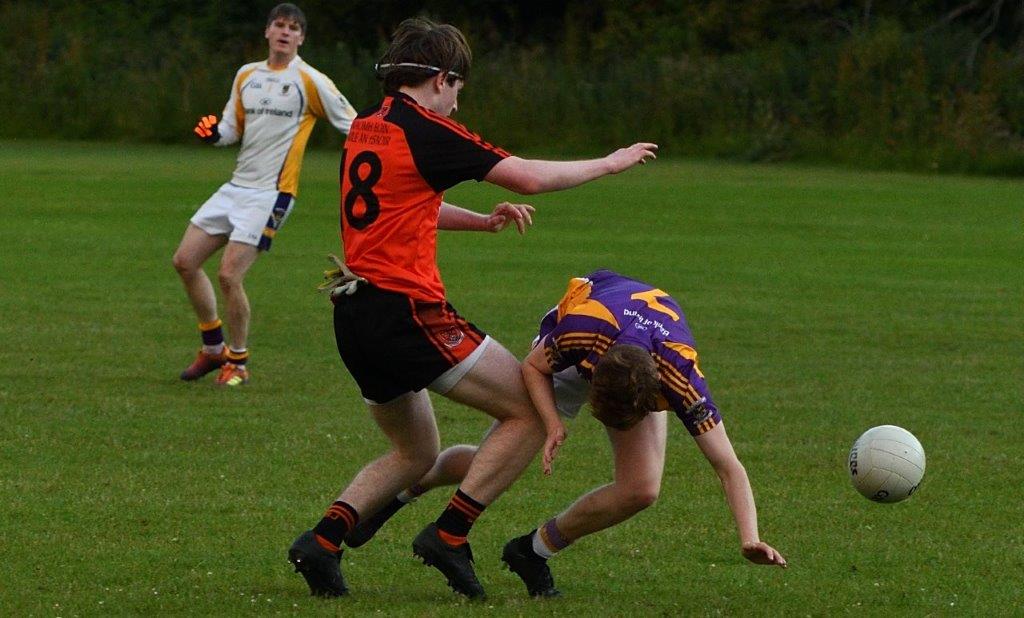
[630,289,680,321]
[277,70,327,194]
[565,300,619,329]
[277,112,316,195]
[662,341,705,378]
[657,363,701,404]
[553,332,614,353]
[235,67,258,135]
[696,418,718,435]
[556,277,593,320]
[553,332,615,347]
[550,331,612,373]
[301,69,326,119]
[655,357,702,404]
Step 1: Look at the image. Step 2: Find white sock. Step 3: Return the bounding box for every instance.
[202,343,225,355]
[532,529,556,559]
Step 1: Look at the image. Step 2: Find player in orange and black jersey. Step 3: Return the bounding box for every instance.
[339,90,513,303]
[287,17,659,599]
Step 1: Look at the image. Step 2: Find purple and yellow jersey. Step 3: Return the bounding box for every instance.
[539,270,721,436]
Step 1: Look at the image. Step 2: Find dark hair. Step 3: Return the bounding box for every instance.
[590,344,661,430]
[267,3,306,33]
[376,17,471,92]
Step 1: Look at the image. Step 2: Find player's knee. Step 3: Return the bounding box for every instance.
[621,484,660,513]
[403,445,439,477]
[217,268,243,291]
[172,250,196,276]
[510,410,545,443]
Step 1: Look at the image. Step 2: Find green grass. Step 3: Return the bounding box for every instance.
[1,139,1021,615]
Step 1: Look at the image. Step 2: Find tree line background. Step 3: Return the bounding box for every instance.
[4,0,1023,173]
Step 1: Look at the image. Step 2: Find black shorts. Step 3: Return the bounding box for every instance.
[333,284,487,403]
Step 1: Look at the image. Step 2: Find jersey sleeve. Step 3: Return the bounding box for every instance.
[216,66,248,146]
[542,313,614,373]
[302,67,356,134]
[654,345,722,436]
[402,111,511,192]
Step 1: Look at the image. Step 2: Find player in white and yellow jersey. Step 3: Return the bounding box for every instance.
[172,3,356,386]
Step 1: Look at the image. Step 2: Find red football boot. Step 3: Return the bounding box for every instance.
[179,349,227,381]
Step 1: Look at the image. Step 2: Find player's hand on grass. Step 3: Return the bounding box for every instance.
[741,541,787,568]
[485,202,534,234]
[194,115,221,143]
[605,142,658,173]
[542,420,567,476]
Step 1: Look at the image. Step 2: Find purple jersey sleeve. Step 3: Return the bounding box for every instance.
[654,342,722,436]
[542,312,616,375]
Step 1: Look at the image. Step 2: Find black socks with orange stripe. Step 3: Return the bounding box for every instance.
[313,501,359,553]
[435,489,486,546]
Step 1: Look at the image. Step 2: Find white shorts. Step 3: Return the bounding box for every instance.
[551,366,589,420]
[190,182,294,249]
[530,333,589,420]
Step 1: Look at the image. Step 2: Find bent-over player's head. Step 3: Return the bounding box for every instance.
[267,3,307,33]
[590,344,661,431]
[376,17,471,93]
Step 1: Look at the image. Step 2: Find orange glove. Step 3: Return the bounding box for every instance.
[193,115,220,143]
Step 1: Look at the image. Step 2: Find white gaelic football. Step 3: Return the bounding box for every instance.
[848,425,925,503]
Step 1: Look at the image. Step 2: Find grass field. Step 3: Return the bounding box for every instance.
[1,139,1021,615]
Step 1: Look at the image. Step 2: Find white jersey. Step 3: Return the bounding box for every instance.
[216,55,356,195]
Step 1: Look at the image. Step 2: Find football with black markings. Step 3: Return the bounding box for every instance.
[848,425,926,503]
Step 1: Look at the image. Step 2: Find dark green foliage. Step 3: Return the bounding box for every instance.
[2,1,1022,173]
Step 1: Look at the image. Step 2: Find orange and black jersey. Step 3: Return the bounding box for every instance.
[339,92,511,302]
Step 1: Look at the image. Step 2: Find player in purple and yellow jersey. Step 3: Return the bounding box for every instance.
[345,269,786,597]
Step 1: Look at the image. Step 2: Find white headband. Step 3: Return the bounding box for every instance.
[375,62,464,80]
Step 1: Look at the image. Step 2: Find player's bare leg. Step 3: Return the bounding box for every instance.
[412,341,544,598]
[410,419,499,493]
[345,440,481,548]
[443,343,544,503]
[502,411,667,598]
[289,390,440,597]
[338,390,442,515]
[172,224,227,323]
[553,410,668,539]
[217,241,260,350]
[214,241,260,384]
[418,443,479,488]
[173,225,229,380]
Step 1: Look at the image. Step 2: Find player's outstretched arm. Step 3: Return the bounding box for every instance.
[694,422,787,568]
[437,201,535,234]
[484,143,658,195]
